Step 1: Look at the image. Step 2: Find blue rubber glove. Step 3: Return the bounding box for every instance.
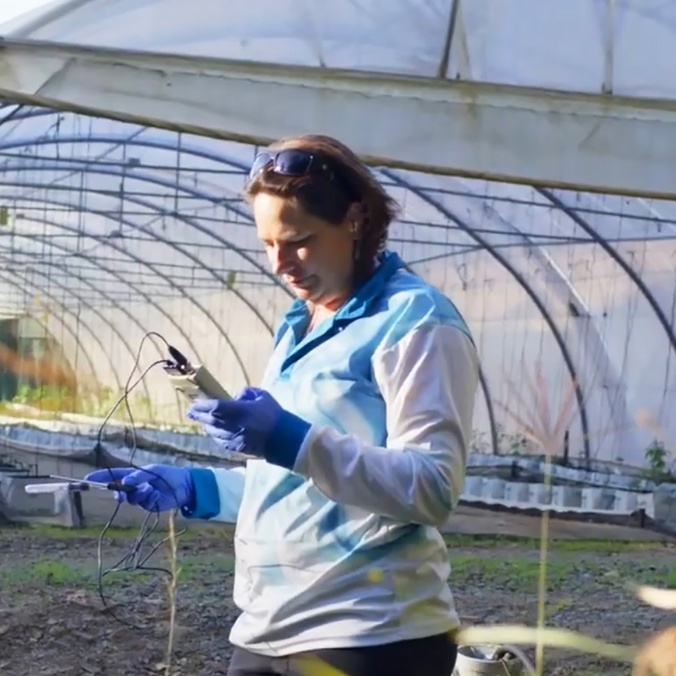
[187,387,312,469]
[85,465,195,513]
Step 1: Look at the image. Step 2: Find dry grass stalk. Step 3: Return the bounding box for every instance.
[484,360,676,675]
[164,511,181,676]
[495,359,577,674]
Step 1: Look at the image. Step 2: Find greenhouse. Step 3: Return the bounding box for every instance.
[0,0,675,471]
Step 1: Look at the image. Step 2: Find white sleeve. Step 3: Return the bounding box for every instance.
[292,324,479,526]
[198,466,247,523]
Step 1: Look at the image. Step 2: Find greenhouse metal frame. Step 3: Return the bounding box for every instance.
[0,0,674,470]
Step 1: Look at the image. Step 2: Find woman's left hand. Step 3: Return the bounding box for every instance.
[188,387,312,468]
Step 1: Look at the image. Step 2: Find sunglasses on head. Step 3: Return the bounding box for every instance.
[248,148,332,180]
[247,148,357,198]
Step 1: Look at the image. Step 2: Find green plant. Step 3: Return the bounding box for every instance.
[472,423,535,455]
[644,440,673,483]
[499,428,532,455]
[12,383,77,412]
[0,558,90,587]
[470,429,491,453]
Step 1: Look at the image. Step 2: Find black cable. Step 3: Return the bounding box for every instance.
[90,330,190,633]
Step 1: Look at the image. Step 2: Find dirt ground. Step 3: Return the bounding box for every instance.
[1,520,675,676]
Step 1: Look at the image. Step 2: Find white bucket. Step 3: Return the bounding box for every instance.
[453,645,525,676]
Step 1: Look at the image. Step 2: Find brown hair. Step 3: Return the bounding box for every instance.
[244,134,399,280]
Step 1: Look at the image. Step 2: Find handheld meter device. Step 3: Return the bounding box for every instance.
[164,345,232,402]
[25,475,136,495]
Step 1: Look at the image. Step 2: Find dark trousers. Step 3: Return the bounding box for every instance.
[227,632,457,676]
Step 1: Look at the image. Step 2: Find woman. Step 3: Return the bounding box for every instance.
[87,135,479,676]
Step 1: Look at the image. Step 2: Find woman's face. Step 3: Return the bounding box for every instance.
[253,192,357,310]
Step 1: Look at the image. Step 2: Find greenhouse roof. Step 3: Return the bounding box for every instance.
[1,0,676,197]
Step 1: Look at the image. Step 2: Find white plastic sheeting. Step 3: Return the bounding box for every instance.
[4,0,676,96]
[1,1,676,195]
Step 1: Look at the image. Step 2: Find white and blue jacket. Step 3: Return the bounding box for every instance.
[185,250,479,656]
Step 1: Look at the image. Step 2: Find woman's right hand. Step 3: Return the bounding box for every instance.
[84,465,195,512]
